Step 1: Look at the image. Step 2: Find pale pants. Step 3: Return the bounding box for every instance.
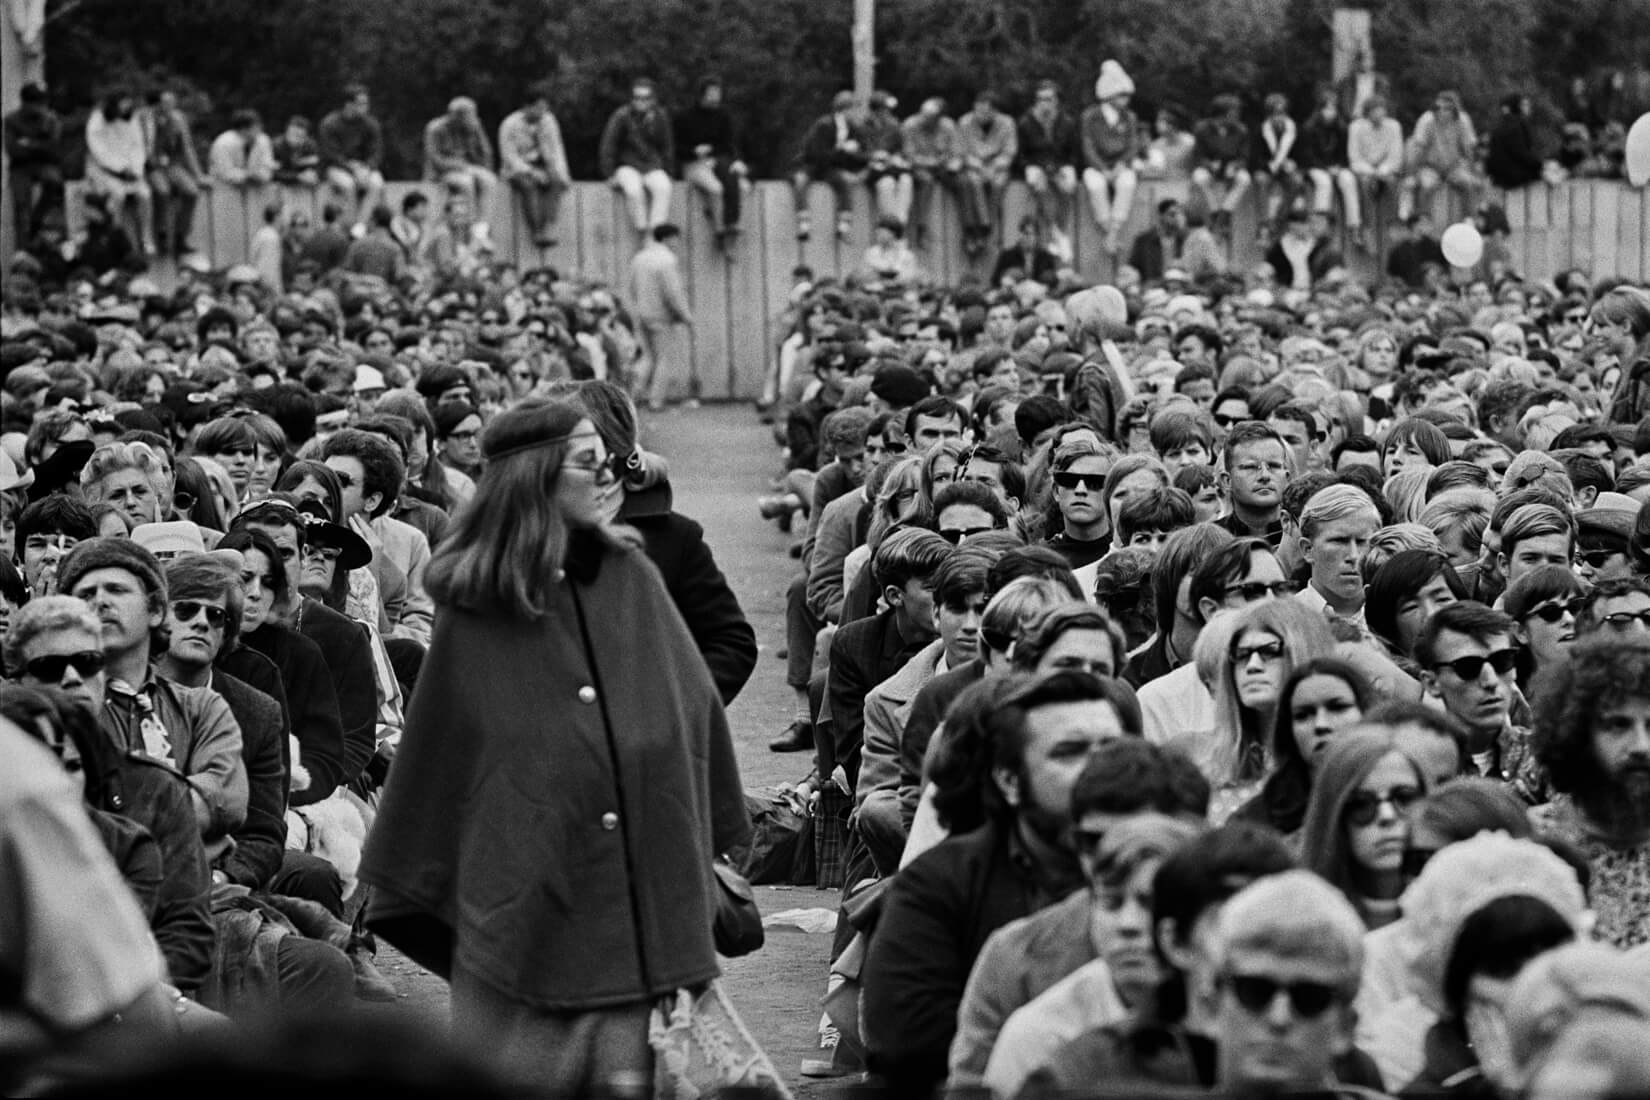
[438,166,499,214]
[88,165,155,245]
[326,164,385,224]
[1309,166,1362,228]
[1082,163,1138,229]
[452,961,653,1098]
[1024,164,1078,229]
[636,320,697,407]
[1192,165,1253,213]
[871,171,913,224]
[683,157,748,231]
[613,166,672,233]
[1403,163,1479,221]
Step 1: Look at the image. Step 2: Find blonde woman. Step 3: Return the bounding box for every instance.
[1192,599,1336,820]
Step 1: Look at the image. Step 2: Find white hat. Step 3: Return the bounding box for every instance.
[131,521,208,559]
[0,447,32,494]
[1095,60,1135,102]
[353,364,387,393]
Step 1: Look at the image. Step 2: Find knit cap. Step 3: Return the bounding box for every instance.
[1399,832,1587,1015]
[57,536,168,605]
[1095,60,1135,102]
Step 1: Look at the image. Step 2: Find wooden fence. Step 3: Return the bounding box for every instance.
[55,176,1650,401]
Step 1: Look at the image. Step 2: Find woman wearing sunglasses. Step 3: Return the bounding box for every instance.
[1196,599,1336,822]
[1503,564,1585,698]
[1299,729,1431,930]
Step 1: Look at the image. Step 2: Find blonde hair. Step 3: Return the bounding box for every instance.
[1361,522,1444,582]
[1383,465,1432,524]
[1200,600,1336,785]
[867,455,932,559]
[80,440,165,502]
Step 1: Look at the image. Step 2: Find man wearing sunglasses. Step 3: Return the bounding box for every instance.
[1211,871,1371,1096]
[54,538,249,856]
[1578,577,1650,639]
[1416,601,1544,804]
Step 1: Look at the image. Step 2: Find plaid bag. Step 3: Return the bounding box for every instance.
[812,784,852,889]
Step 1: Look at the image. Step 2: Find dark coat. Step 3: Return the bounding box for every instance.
[827,608,930,789]
[1127,228,1184,282]
[1016,109,1080,169]
[799,112,870,175]
[295,599,378,786]
[862,820,1084,1096]
[622,485,760,705]
[361,533,750,1009]
[210,671,288,891]
[1298,113,1350,170]
[598,105,675,177]
[1486,113,1543,189]
[228,622,347,807]
[114,753,215,995]
[901,659,986,791]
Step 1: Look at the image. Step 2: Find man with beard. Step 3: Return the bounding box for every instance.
[862,671,1138,1096]
[1532,636,1650,949]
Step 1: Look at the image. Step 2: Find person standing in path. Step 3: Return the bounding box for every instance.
[627,224,695,412]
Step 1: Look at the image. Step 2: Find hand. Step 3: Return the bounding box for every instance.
[299,169,319,185]
[695,144,713,159]
[842,139,861,154]
[730,160,748,176]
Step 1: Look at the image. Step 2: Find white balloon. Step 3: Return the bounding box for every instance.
[1626,113,1650,188]
[1441,222,1484,269]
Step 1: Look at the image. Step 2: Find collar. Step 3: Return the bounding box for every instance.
[1004,819,1086,902]
[563,527,608,585]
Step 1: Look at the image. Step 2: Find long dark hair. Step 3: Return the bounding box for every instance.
[1253,658,1372,835]
[426,399,637,620]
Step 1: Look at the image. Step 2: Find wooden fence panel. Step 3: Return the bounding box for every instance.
[53,177,1650,401]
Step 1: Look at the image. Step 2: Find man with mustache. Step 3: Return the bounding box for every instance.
[1532,636,1650,950]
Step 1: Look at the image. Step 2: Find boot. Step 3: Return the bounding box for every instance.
[348,944,399,1002]
[769,718,814,753]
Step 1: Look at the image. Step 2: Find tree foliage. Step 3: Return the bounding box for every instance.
[43,0,1650,179]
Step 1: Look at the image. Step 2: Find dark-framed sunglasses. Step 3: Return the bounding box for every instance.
[1052,471,1105,492]
[172,600,229,628]
[25,650,107,683]
[1431,649,1517,681]
[1344,785,1422,827]
[1524,597,1585,623]
[1221,973,1341,1019]
[939,526,995,545]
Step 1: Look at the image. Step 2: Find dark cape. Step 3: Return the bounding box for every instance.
[360,531,750,1010]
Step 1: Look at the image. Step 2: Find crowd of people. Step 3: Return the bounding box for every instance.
[3,61,1650,1100]
[5,66,1645,284]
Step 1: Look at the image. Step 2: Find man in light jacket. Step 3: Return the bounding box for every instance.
[628,223,695,412]
[499,82,572,248]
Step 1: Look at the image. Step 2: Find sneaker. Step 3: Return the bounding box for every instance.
[769,719,814,753]
[758,493,800,520]
[349,948,399,1002]
[683,398,702,409]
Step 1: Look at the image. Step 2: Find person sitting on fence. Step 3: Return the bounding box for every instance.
[1144,105,1197,181]
[863,91,914,230]
[318,83,387,235]
[674,76,749,247]
[794,90,871,244]
[902,96,963,251]
[4,82,64,244]
[271,114,321,187]
[141,88,207,259]
[85,88,157,257]
[860,215,920,289]
[498,83,572,251]
[599,76,676,237]
[1080,61,1143,256]
[1296,90,1363,251]
[1253,92,1303,245]
[1485,93,1545,191]
[1017,80,1081,262]
[423,96,498,226]
[1191,93,1252,238]
[958,90,1019,259]
[208,108,277,190]
[1401,89,1481,223]
[1347,94,1404,233]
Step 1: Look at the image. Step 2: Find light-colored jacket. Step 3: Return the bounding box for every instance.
[1348,116,1405,175]
[498,108,571,183]
[85,109,147,180]
[208,129,275,185]
[364,513,435,648]
[627,241,692,326]
[1407,108,1477,174]
[857,639,945,808]
[958,110,1018,175]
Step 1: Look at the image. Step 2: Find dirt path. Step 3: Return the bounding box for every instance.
[373,405,850,1095]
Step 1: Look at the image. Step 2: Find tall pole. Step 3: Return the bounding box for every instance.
[852,0,874,107]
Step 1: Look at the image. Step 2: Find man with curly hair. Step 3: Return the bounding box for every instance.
[1531,636,1650,949]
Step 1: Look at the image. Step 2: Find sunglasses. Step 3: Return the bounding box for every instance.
[1230,638,1286,663]
[1052,471,1106,492]
[1431,649,1517,681]
[172,600,229,628]
[1212,413,1246,428]
[1525,597,1585,623]
[25,650,107,683]
[1225,581,1295,602]
[446,429,479,442]
[302,543,342,562]
[1345,784,1422,826]
[940,526,995,544]
[1222,974,1341,1019]
[565,454,624,479]
[1600,609,1650,629]
[1575,549,1623,569]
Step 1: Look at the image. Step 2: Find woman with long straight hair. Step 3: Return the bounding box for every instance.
[360,399,749,1095]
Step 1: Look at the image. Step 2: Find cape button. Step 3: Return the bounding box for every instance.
[577,685,597,704]
[600,812,619,831]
